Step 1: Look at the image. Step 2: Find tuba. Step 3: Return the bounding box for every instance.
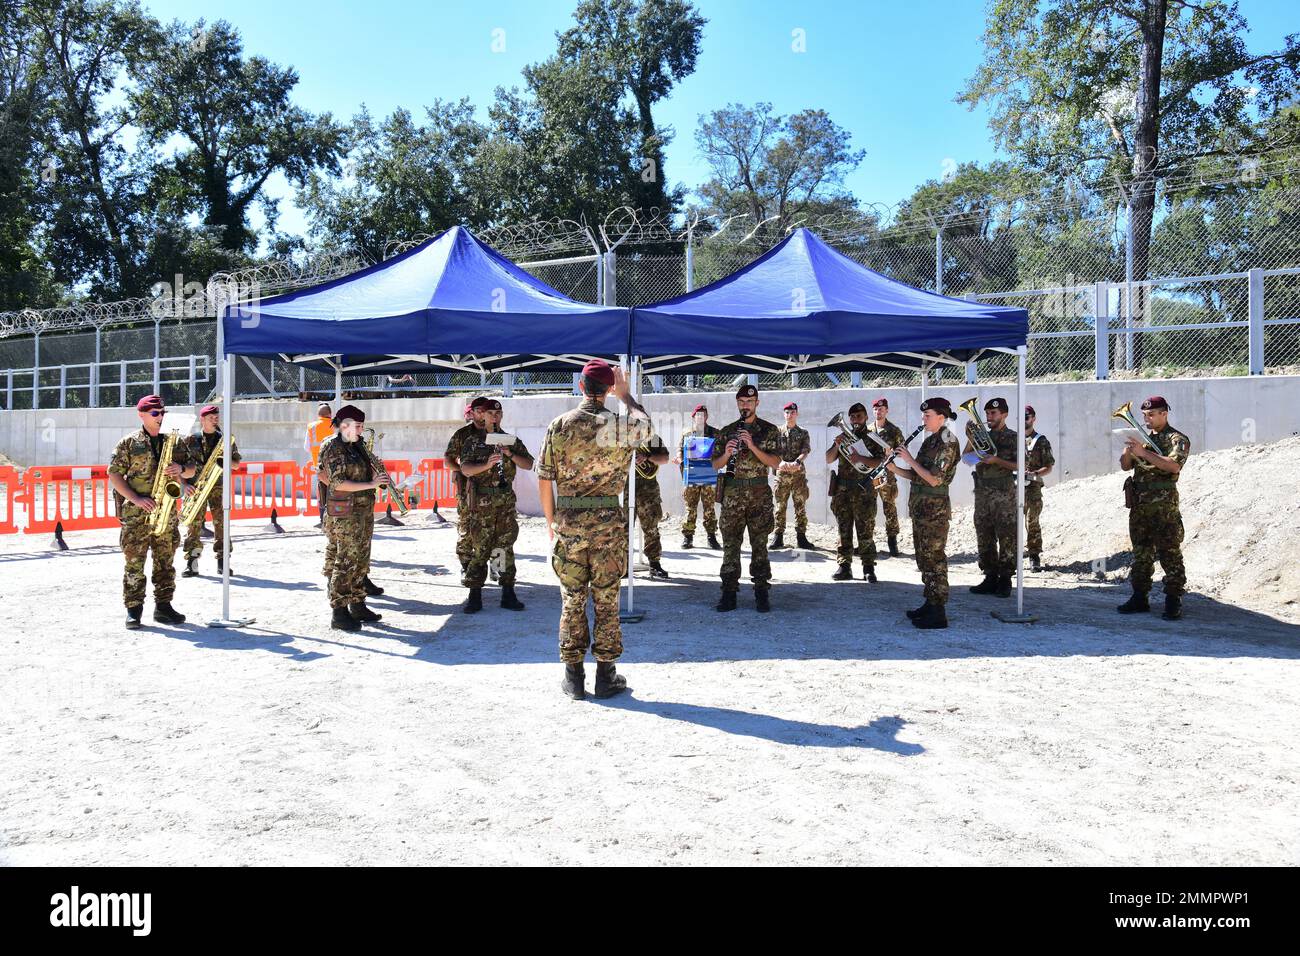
[958,397,998,460]
[1111,401,1163,455]
[179,437,222,529]
[827,412,872,475]
[147,431,183,538]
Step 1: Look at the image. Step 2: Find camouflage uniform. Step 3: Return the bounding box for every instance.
[972,424,1019,579]
[772,424,811,534]
[318,437,377,610]
[1023,431,1055,558]
[109,428,193,608]
[1127,425,1191,597]
[449,424,528,589]
[868,418,906,538]
[181,431,241,560]
[830,422,879,567]
[627,434,667,561]
[680,424,721,537]
[443,423,482,576]
[908,426,960,606]
[717,417,780,592]
[538,397,652,663]
[318,433,338,577]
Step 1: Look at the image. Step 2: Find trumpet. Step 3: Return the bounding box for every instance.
[147,430,183,538]
[958,397,998,460]
[827,412,872,475]
[1112,401,1163,455]
[179,439,222,528]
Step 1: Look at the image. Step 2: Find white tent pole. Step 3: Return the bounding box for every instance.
[222,354,232,620]
[622,354,637,617]
[919,363,928,402]
[1016,344,1026,615]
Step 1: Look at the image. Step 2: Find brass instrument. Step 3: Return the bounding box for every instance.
[179,437,222,528]
[1112,401,1163,455]
[865,423,926,491]
[362,427,411,516]
[634,441,660,480]
[958,397,998,460]
[827,412,872,475]
[147,430,183,538]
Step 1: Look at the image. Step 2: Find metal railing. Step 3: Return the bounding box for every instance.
[2,354,214,410]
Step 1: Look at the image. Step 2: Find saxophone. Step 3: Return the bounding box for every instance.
[362,428,411,517]
[147,431,183,538]
[179,437,222,529]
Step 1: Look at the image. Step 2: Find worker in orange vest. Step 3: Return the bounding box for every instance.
[306,403,334,524]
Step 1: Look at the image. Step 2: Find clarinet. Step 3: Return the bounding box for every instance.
[866,423,926,489]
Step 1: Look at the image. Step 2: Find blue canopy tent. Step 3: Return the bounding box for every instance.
[629,227,1037,622]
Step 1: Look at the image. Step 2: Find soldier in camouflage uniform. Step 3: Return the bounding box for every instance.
[181,404,241,577]
[538,359,652,700]
[107,394,197,628]
[444,396,490,583]
[1021,405,1055,572]
[627,432,671,578]
[712,384,782,612]
[868,397,906,557]
[825,402,882,583]
[770,401,812,550]
[966,397,1019,598]
[1117,395,1191,621]
[887,397,960,630]
[317,404,386,632]
[675,404,721,549]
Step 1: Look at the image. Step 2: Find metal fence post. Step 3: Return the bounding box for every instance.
[153,320,161,395]
[1094,280,1110,381]
[5,370,11,409]
[935,226,944,296]
[685,240,694,292]
[189,355,197,405]
[603,250,617,306]
[59,365,66,408]
[1248,267,1265,375]
[119,360,127,406]
[850,372,861,388]
[503,372,514,397]
[91,326,101,408]
[32,331,40,410]
[572,372,581,396]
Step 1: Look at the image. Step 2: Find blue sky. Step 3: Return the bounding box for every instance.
[143,0,1298,241]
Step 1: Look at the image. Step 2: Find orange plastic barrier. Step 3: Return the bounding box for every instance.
[414,457,457,509]
[0,466,20,534]
[227,460,303,521]
[301,461,322,516]
[22,464,120,534]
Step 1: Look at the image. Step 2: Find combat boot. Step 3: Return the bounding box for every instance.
[125,605,143,629]
[796,530,814,550]
[331,606,360,632]
[647,560,669,579]
[995,574,1012,598]
[1162,595,1183,621]
[216,554,225,574]
[706,531,721,550]
[500,584,525,610]
[153,602,186,624]
[912,602,949,629]
[463,588,483,614]
[593,661,628,699]
[715,590,737,612]
[182,556,199,578]
[755,587,771,613]
[905,601,931,620]
[561,663,585,700]
[1117,592,1150,614]
[364,576,385,596]
[832,564,853,581]
[770,531,785,550]
[969,574,997,595]
[682,534,694,550]
[348,602,382,622]
[888,535,900,557]
[863,560,877,583]
[1030,554,1042,572]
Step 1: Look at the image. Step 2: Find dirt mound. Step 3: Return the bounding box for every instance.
[947,436,1300,619]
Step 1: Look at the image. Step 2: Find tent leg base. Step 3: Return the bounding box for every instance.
[991,610,1037,624]
[206,617,257,629]
[618,610,646,624]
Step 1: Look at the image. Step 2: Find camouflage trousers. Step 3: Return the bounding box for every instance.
[974,487,1017,577]
[459,493,519,588]
[876,478,901,537]
[1024,487,1044,557]
[681,483,717,535]
[551,508,627,663]
[909,494,952,606]
[325,503,374,609]
[772,470,809,533]
[1129,499,1186,597]
[182,486,230,560]
[831,482,877,566]
[120,506,180,608]
[719,485,773,591]
[627,483,663,562]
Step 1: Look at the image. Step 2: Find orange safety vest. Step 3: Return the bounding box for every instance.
[308,417,334,466]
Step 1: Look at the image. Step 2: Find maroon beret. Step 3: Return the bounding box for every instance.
[581,359,616,387]
[199,404,220,417]
[736,384,758,398]
[332,404,365,424]
[872,396,889,408]
[486,399,502,411]
[469,396,492,411]
[136,394,164,411]
[1024,405,1036,417]
[692,404,708,415]
[783,401,798,411]
[1141,396,1169,411]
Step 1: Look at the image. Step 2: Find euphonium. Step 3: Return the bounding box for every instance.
[826,411,872,475]
[958,397,998,459]
[147,430,183,537]
[1111,401,1163,454]
[179,439,222,528]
